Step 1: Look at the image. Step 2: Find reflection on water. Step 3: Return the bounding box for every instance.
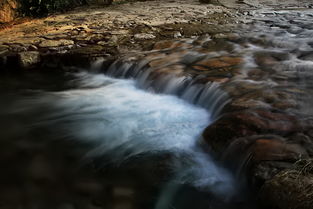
[0,71,235,209]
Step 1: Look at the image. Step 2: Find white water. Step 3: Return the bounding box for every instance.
[103,59,230,120]
[10,72,234,198]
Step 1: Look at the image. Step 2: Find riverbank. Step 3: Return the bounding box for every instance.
[0,0,237,70]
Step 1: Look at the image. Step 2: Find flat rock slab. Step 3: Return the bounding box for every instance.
[39,39,75,48]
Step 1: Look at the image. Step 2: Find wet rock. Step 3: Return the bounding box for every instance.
[18,51,40,69]
[173,31,182,38]
[194,56,242,70]
[254,51,290,69]
[229,98,272,110]
[252,161,295,186]
[224,135,307,167]
[153,40,192,50]
[201,39,234,52]
[259,160,313,209]
[222,134,308,191]
[203,109,301,154]
[289,133,313,156]
[39,39,75,48]
[134,33,156,40]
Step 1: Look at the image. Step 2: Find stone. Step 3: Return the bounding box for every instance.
[289,133,313,156]
[153,40,192,50]
[173,31,182,38]
[203,109,301,154]
[194,56,242,69]
[134,33,156,40]
[18,51,40,69]
[224,135,307,165]
[0,0,19,23]
[259,163,313,209]
[39,39,75,48]
[28,45,38,51]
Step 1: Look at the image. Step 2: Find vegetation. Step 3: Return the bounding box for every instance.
[19,0,87,17]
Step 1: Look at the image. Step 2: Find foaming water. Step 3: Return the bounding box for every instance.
[102,59,230,120]
[7,72,235,199]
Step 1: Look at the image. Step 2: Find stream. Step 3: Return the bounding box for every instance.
[0,8,313,209]
[0,71,236,209]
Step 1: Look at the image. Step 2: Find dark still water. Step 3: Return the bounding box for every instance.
[0,71,238,209]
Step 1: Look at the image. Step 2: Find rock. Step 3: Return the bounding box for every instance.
[203,109,301,154]
[199,0,219,4]
[224,135,307,168]
[18,51,40,69]
[0,0,19,23]
[194,56,242,70]
[222,134,308,190]
[134,33,156,40]
[153,40,192,50]
[39,39,75,48]
[28,45,38,51]
[0,44,9,51]
[289,133,313,156]
[252,161,295,185]
[173,31,182,38]
[259,161,313,209]
[254,51,290,68]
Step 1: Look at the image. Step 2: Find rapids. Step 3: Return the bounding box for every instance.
[0,71,235,209]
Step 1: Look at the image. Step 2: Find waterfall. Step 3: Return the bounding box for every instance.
[91,57,230,121]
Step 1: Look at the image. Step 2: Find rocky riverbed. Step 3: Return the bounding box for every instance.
[1,1,313,209]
